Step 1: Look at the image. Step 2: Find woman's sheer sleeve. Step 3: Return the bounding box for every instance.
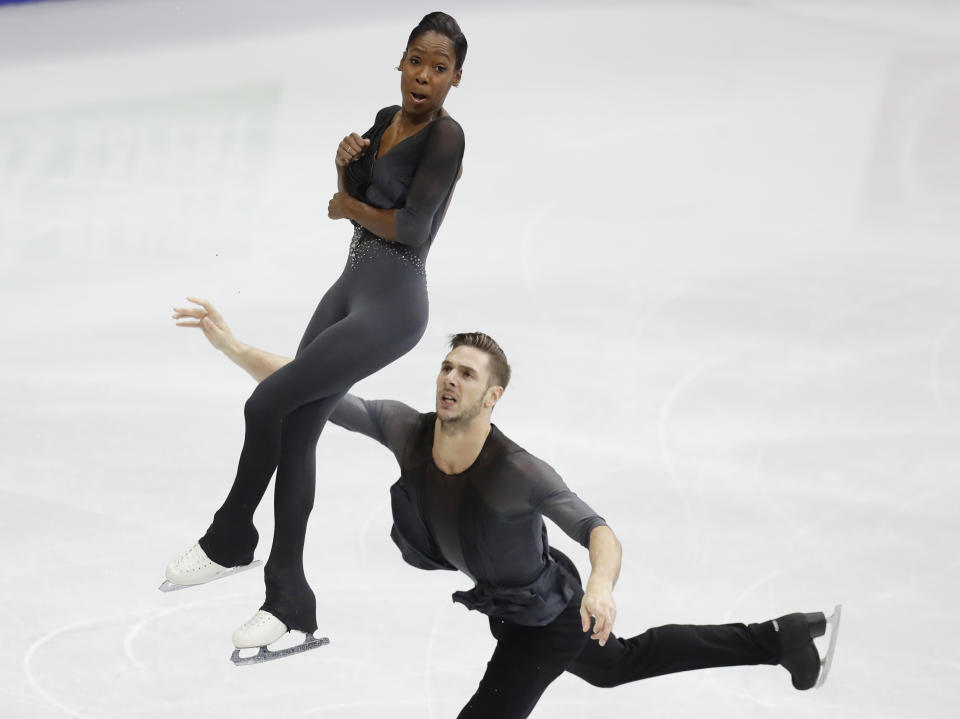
[394,118,465,247]
[514,453,608,548]
[329,395,421,461]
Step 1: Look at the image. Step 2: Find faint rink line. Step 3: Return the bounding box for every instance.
[122,687,308,717]
[23,590,254,719]
[655,280,946,627]
[721,565,790,624]
[0,685,53,715]
[301,697,444,716]
[728,433,959,620]
[122,589,255,670]
[806,278,943,336]
[517,198,560,335]
[0,596,30,632]
[897,67,960,221]
[744,425,955,587]
[424,599,450,719]
[24,610,145,719]
[516,192,691,341]
[747,278,949,526]
[516,176,721,532]
[300,663,489,716]
[931,315,960,423]
[358,494,391,567]
[657,353,730,560]
[295,584,483,718]
[709,681,777,713]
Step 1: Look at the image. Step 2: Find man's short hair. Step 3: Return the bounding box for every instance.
[449,332,511,390]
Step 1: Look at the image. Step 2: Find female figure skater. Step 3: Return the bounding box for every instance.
[163,11,467,655]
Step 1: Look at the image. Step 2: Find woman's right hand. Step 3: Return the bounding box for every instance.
[335,133,371,167]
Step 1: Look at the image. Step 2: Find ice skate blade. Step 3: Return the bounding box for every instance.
[815,604,842,688]
[230,633,330,666]
[157,559,263,593]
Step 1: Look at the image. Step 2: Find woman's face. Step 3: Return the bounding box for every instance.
[399,31,462,117]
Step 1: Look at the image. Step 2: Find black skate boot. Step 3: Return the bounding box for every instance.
[774,611,826,690]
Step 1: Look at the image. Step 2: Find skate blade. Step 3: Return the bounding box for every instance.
[157,559,263,593]
[815,604,842,688]
[230,632,330,666]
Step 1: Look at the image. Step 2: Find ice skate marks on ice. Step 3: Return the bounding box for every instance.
[158,559,262,592]
[231,632,330,666]
[816,604,842,688]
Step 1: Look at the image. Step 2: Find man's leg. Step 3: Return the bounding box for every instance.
[566,619,780,688]
[458,604,590,719]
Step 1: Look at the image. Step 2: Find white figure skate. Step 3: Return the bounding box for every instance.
[230,610,329,666]
[159,542,262,592]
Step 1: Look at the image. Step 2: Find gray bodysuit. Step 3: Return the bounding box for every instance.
[199,105,465,634]
[329,396,608,626]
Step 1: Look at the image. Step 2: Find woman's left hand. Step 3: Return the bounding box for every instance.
[328,192,353,220]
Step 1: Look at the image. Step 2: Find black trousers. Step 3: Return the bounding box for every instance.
[198,248,428,633]
[458,552,780,718]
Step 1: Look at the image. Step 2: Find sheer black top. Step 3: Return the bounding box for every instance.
[329,396,608,626]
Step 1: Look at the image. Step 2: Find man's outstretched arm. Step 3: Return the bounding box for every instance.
[173,296,291,382]
[524,452,622,647]
[171,296,418,449]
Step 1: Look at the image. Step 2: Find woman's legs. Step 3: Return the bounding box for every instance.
[198,283,349,567]
[199,267,428,632]
[260,393,346,634]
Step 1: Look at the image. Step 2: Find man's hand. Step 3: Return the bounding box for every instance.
[171,296,291,382]
[580,582,617,646]
[172,296,238,354]
[335,133,370,168]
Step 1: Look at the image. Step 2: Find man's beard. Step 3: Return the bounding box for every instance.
[439,394,485,429]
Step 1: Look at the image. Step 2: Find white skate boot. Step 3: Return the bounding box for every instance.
[230,609,330,666]
[159,542,262,593]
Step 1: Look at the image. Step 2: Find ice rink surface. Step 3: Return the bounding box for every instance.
[1,0,959,716]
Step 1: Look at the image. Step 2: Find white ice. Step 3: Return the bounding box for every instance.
[1,1,958,717]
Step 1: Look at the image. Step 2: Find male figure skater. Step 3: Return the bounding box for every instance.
[168,297,839,716]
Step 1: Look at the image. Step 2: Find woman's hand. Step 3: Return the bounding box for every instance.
[335,133,371,167]
[328,192,354,220]
[172,296,238,354]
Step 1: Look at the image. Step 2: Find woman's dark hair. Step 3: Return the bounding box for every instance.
[407,11,467,71]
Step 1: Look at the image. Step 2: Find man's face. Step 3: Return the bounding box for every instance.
[436,346,495,424]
